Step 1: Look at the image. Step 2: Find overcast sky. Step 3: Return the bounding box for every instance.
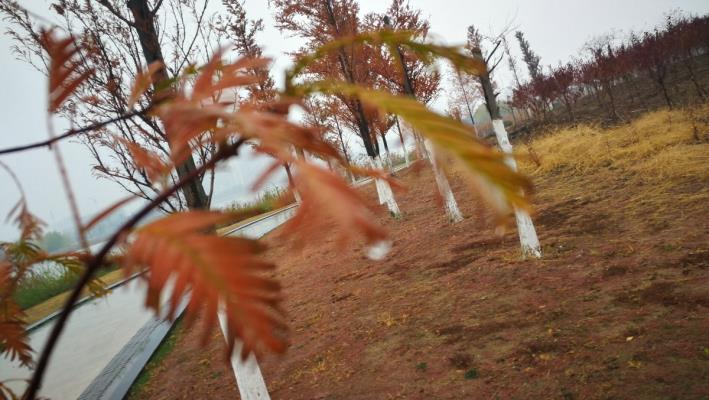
[1,0,707,241]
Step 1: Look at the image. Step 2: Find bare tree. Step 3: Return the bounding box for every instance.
[0,0,223,211]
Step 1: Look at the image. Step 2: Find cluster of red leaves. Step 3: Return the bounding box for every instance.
[283,161,387,246]
[40,29,93,113]
[113,136,170,185]
[0,202,45,369]
[108,49,388,357]
[0,262,33,368]
[122,212,286,357]
[0,200,107,371]
[512,13,709,115]
[1,22,532,382]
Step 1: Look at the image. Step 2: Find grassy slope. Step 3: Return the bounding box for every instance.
[14,270,85,310]
[128,106,708,399]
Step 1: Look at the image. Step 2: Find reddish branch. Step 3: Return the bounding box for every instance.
[0,108,148,156]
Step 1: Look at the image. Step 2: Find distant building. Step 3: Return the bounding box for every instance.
[461,102,521,138]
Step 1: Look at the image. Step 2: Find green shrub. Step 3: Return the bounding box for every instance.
[13,263,118,310]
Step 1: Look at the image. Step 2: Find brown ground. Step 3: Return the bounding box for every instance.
[133,111,708,399]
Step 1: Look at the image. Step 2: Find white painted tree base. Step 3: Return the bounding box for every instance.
[383,150,393,171]
[374,172,385,205]
[372,156,401,217]
[423,139,463,223]
[492,119,542,258]
[514,209,542,258]
[218,311,271,400]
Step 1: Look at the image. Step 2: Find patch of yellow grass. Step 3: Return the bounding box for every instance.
[522,106,709,183]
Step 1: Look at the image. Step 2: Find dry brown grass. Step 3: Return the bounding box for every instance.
[521,106,709,207]
[118,106,709,400]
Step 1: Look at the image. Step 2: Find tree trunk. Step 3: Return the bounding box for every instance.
[394,116,410,168]
[324,0,399,215]
[218,312,271,400]
[592,83,605,110]
[629,76,648,109]
[491,120,542,258]
[380,132,392,170]
[333,115,350,165]
[455,71,479,136]
[562,92,575,122]
[127,0,208,210]
[472,46,542,258]
[323,0,376,158]
[602,79,619,120]
[656,75,673,109]
[683,57,707,101]
[372,156,400,216]
[283,163,301,204]
[423,139,463,223]
[333,115,354,182]
[384,15,461,221]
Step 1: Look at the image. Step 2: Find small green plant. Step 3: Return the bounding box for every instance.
[415,362,427,371]
[13,264,118,310]
[464,368,479,380]
[658,243,677,252]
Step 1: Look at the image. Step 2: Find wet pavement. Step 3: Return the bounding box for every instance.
[0,280,157,399]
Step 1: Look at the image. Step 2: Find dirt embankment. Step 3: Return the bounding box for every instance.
[132,107,709,399]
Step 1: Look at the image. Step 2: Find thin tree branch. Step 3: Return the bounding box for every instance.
[46,113,89,250]
[150,0,166,16]
[488,54,505,75]
[0,108,148,156]
[172,0,209,75]
[96,0,137,28]
[22,138,246,400]
[0,160,26,201]
[485,40,502,65]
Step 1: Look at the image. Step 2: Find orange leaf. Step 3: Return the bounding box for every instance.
[0,263,33,367]
[128,61,163,109]
[40,29,93,113]
[192,54,271,102]
[50,69,93,112]
[285,161,386,246]
[114,137,171,183]
[227,110,341,162]
[123,212,286,358]
[6,202,44,242]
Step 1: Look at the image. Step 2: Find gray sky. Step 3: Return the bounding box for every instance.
[1,0,707,241]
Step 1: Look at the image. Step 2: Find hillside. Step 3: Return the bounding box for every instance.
[129,106,708,399]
